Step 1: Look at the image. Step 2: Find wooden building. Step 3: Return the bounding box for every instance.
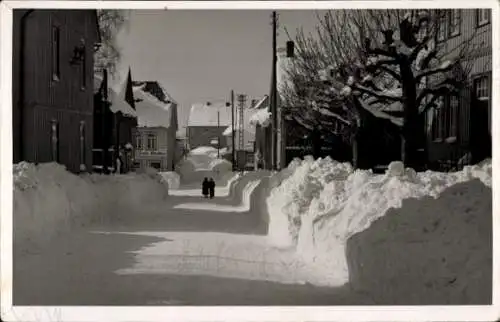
[13,9,100,173]
[425,8,492,170]
[93,68,138,173]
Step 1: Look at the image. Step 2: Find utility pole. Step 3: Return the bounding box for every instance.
[237,94,247,172]
[217,110,220,158]
[102,69,109,174]
[231,90,236,171]
[271,11,278,171]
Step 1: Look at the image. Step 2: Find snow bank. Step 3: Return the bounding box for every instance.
[14,162,169,251]
[175,146,234,184]
[346,179,492,304]
[209,158,232,174]
[173,179,261,213]
[159,171,181,190]
[266,156,492,290]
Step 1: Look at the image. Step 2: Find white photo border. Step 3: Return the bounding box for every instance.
[1,1,499,321]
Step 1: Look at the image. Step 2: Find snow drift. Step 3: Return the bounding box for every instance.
[14,162,169,251]
[266,156,492,297]
[346,179,491,304]
[159,171,181,190]
[176,146,233,184]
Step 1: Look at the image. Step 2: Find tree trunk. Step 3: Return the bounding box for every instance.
[352,137,359,169]
[400,61,420,169]
[311,128,321,159]
[351,131,359,169]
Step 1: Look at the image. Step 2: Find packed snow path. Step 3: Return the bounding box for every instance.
[14,171,369,305]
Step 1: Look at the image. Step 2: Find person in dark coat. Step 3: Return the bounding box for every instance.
[208,177,215,199]
[202,177,209,198]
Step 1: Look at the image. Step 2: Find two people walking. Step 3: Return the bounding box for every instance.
[202,177,216,199]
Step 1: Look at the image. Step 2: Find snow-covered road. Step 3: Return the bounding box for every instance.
[14,172,367,305]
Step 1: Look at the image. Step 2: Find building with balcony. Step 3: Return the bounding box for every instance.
[131,81,178,171]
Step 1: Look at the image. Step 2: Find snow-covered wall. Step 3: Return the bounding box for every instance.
[265,156,492,302]
[14,162,169,251]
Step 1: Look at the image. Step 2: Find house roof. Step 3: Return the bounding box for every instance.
[93,73,137,118]
[188,102,232,127]
[132,81,178,129]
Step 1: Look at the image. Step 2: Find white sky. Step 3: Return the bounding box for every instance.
[113,10,326,134]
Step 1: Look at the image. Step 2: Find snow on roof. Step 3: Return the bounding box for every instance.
[133,81,176,128]
[94,73,137,118]
[188,102,232,127]
[249,108,272,127]
[190,146,218,155]
[252,95,269,110]
[222,125,233,136]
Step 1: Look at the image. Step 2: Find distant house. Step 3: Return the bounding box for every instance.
[252,96,274,170]
[131,81,179,171]
[222,96,267,170]
[12,9,100,173]
[425,9,492,170]
[187,101,232,150]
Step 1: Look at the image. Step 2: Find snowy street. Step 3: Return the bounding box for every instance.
[13,171,368,306]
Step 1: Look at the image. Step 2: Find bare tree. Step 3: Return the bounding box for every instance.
[94,10,129,77]
[281,13,368,167]
[283,9,489,169]
[332,9,487,168]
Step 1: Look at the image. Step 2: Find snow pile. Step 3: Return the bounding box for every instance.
[249,109,272,127]
[175,146,234,184]
[186,146,219,170]
[266,156,492,288]
[14,162,169,250]
[159,171,181,190]
[209,158,232,175]
[346,179,492,304]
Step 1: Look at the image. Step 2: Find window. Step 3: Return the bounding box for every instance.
[51,26,60,81]
[432,95,459,141]
[476,9,490,27]
[432,97,445,140]
[79,121,86,171]
[437,11,447,42]
[474,76,490,101]
[147,134,157,150]
[448,10,461,37]
[135,134,143,150]
[80,39,86,89]
[448,95,459,138]
[50,119,59,162]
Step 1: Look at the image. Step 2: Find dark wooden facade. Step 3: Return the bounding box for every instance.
[93,69,138,174]
[425,9,492,170]
[13,9,100,173]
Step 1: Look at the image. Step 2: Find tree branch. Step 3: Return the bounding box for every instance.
[352,84,404,102]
